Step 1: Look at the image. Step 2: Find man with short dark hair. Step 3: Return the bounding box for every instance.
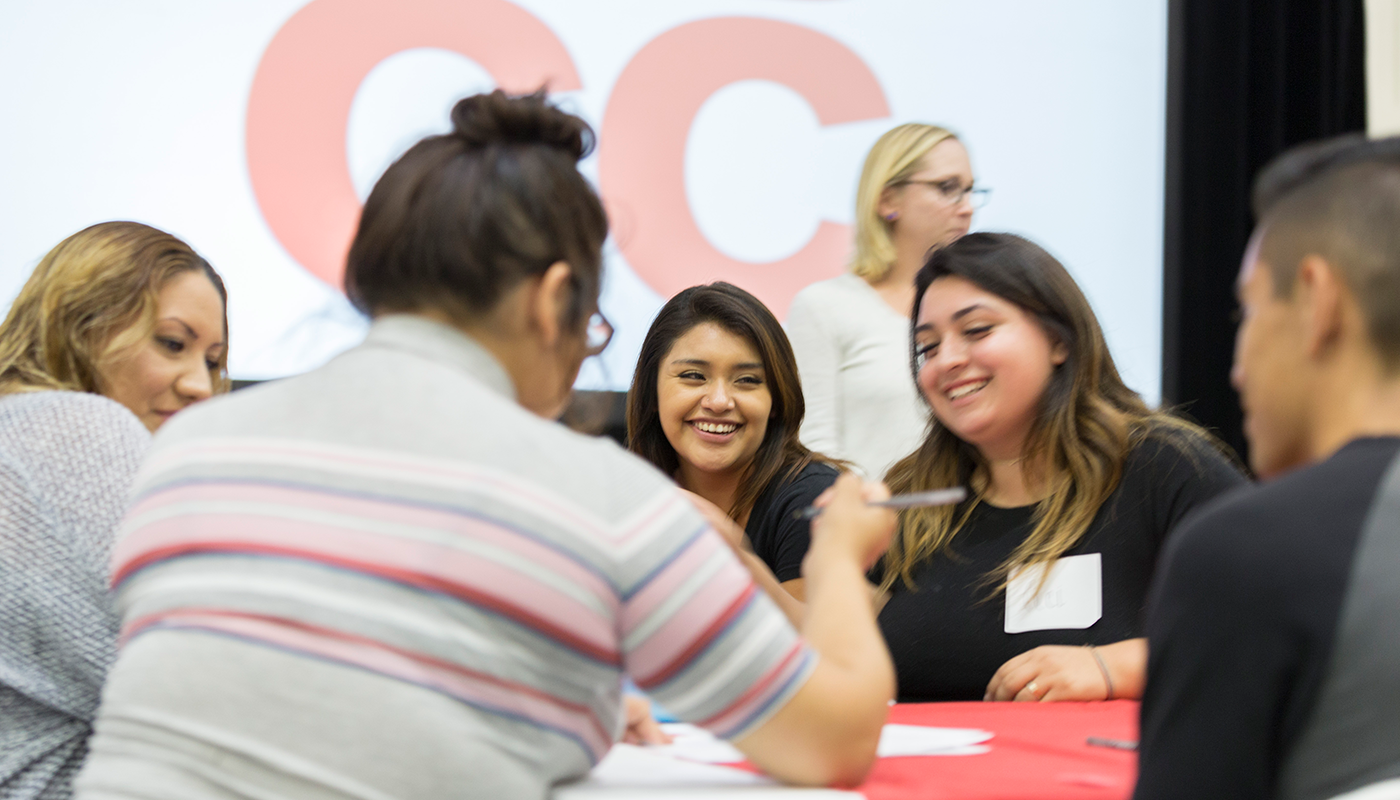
[1135,135,1400,799]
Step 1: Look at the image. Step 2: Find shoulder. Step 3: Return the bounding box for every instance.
[1121,423,1247,496]
[147,378,290,448]
[788,274,875,318]
[149,372,686,529]
[0,391,149,518]
[0,389,145,431]
[751,461,839,530]
[787,275,897,353]
[1126,422,1240,473]
[771,460,841,501]
[1162,441,1396,593]
[0,390,149,462]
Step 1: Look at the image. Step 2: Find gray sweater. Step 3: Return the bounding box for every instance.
[0,391,148,799]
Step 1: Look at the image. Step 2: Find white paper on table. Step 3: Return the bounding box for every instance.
[877,724,993,757]
[1004,552,1103,633]
[645,723,994,765]
[647,724,747,763]
[556,744,862,798]
[565,742,772,786]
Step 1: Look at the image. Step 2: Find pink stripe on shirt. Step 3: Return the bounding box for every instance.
[116,510,619,664]
[123,608,616,757]
[122,481,617,608]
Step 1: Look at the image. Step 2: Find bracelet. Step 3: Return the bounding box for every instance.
[1087,645,1114,700]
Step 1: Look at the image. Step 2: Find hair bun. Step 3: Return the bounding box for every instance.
[450,89,594,161]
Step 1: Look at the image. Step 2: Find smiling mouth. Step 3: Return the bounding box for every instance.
[946,379,990,400]
[691,420,740,435]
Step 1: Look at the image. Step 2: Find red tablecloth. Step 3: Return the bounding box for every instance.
[856,701,1140,800]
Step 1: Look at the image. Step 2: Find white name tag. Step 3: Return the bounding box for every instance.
[1004,553,1103,633]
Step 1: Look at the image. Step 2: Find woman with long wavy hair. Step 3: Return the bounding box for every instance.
[878,232,1244,703]
[0,221,227,798]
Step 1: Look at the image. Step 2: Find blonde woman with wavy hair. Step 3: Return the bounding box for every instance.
[0,221,227,799]
[873,232,1244,704]
[787,123,987,479]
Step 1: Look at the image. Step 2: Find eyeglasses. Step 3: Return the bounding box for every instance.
[585,312,613,357]
[897,180,992,210]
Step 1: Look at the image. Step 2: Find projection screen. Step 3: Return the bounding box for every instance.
[0,0,1168,402]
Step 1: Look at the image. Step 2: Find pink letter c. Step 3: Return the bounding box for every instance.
[599,18,890,318]
[246,0,580,290]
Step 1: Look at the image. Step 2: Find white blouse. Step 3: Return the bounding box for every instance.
[785,272,928,480]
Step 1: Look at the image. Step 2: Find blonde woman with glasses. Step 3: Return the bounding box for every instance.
[0,221,227,799]
[787,124,989,480]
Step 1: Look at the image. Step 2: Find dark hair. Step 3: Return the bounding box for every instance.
[626,282,833,521]
[1252,134,1400,369]
[345,89,608,325]
[881,232,1219,592]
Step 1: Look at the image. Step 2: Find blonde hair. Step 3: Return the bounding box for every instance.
[851,123,958,282]
[0,221,230,397]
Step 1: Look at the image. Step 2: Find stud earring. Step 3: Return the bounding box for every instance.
[884,212,898,221]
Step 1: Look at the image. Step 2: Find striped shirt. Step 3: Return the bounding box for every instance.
[75,315,814,800]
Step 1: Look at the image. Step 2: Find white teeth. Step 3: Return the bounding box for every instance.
[947,380,989,400]
[694,421,739,434]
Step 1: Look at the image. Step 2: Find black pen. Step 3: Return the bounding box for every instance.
[1085,736,1138,751]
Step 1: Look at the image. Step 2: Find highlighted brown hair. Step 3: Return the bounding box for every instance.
[881,233,1221,593]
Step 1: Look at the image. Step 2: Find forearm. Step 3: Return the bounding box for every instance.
[801,549,892,685]
[738,551,805,628]
[730,474,896,786]
[738,550,894,786]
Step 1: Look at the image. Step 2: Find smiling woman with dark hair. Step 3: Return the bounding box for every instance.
[627,282,841,601]
[877,232,1245,704]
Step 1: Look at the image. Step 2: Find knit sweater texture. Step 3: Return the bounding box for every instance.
[0,391,148,799]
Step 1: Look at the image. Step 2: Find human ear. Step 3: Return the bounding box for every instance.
[528,261,574,348]
[1296,254,1343,358]
[877,186,902,222]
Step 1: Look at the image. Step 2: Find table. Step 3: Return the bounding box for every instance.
[556,701,1139,800]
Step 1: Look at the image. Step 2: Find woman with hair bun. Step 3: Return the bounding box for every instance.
[0,221,227,799]
[77,91,898,798]
[787,123,987,480]
[876,232,1244,703]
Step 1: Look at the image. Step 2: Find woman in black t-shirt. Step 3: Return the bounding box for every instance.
[626,282,840,603]
[880,233,1245,702]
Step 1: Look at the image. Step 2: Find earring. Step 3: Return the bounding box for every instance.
[884,212,898,221]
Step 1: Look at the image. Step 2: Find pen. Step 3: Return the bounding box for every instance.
[792,487,967,520]
[1085,737,1138,751]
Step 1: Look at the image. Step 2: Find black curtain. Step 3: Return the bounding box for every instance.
[1162,0,1366,464]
